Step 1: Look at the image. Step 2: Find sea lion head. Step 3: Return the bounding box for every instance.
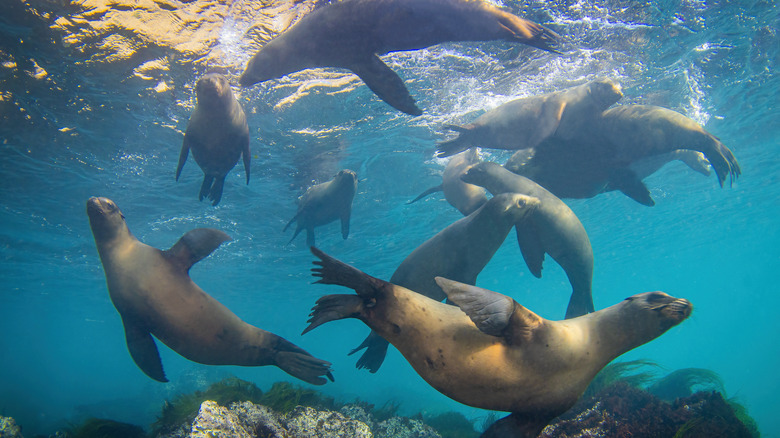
[587,78,623,108]
[239,42,301,87]
[195,73,233,105]
[87,197,132,245]
[460,161,505,186]
[333,169,358,190]
[612,291,692,346]
[485,192,540,222]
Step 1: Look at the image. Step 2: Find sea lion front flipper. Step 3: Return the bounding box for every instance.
[175,138,190,181]
[349,330,389,373]
[166,228,232,272]
[527,99,566,148]
[407,184,443,204]
[122,319,167,382]
[349,54,422,116]
[340,208,351,240]
[242,138,251,184]
[515,223,545,278]
[434,277,513,337]
[609,168,655,206]
[272,335,334,385]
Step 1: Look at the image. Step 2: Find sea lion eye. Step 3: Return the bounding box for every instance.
[517,199,526,208]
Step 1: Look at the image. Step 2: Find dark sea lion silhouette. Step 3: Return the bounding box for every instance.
[351,193,540,372]
[176,73,250,206]
[239,0,561,115]
[304,247,691,437]
[87,197,333,385]
[284,169,358,247]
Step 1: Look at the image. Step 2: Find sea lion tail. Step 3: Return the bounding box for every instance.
[303,294,365,335]
[273,337,335,385]
[407,184,443,204]
[310,246,383,299]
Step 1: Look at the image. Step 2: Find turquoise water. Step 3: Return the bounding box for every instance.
[1,0,779,435]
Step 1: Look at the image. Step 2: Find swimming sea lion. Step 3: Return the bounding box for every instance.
[461,162,594,319]
[352,192,540,372]
[87,197,333,385]
[408,148,487,216]
[304,248,692,437]
[239,0,561,115]
[436,78,623,157]
[284,169,358,247]
[176,73,250,206]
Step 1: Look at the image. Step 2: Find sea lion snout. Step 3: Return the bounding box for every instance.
[86,196,119,217]
[196,73,230,101]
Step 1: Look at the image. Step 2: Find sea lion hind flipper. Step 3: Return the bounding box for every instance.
[481,412,548,438]
[608,168,654,206]
[704,140,741,187]
[310,246,383,299]
[198,175,214,202]
[349,330,389,373]
[208,176,226,206]
[303,294,365,335]
[496,14,563,54]
[349,54,421,116]
[340,209,351,240]
[436,132,473,158]
[515,224,545,278]
[407,184,443,204]
[273,337,335,385]
[123,320,167,382]
[564,289,595,319]
[434,277,513,337]
[167,228,232,271]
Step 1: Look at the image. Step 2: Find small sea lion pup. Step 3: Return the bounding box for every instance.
[461,162,594,319]
[239,0,561,115]
[176,73,250,206]
[285,169,358,247]
[352,192,540,373]
[304,247,692,437]
[436,78,623,157]
[408,148,487,216]
[87,197,333,385]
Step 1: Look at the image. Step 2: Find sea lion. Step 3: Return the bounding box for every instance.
[502,105,739,205]
[436,78,623,157]
[176,73,250,206]
[284,169,358,247]
[352,192,540,372]
[87,197,333,385]
[408,148,487,216]
[461,162,594,319]
[239,0,561,115]
[304,247,692,437]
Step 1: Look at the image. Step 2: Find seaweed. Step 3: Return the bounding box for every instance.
[150,376,264,435]
[61,418,147,438]
[370,399,402,423]
[648,368,725,401]
[423,411,478,438]
[582,359,661,399]
[727,398,761,438]
[257,381,338,414]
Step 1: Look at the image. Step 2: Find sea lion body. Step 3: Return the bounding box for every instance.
[462,162,594,318]
[87,197,333,384]
[436,78,623,157]
[284,169,358,246]
[408,148,487,215]
[239,0,561,115]
[305,248,692,437]
[352,193,540,372]
[176,73,250,206]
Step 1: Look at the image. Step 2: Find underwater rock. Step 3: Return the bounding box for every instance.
[374,417,442,438]
[0,416,24,438]
[284,405,372,437]
[190,400,252,438]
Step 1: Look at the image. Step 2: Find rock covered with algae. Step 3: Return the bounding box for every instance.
[0,416,24,438]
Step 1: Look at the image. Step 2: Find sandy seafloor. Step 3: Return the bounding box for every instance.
[0,0,778,436]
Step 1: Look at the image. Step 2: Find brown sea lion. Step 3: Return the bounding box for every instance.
[238,0,561,115]
[461,162,594,319]
[87,197,333,385]
[436,78,623,157]
[408,148,487,216]
[304,248,691,437]
[284,169,358,247]
[176,73,250,206]
[352,192,540,372]
[502,105,739,205]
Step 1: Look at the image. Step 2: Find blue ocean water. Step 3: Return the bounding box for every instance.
[1,0,778,436]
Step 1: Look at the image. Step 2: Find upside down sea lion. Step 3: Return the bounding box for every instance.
[87,197,333,385]
[304,248,691,437]
[461,162,594,319]
[239,0,561,115]
[351,192,540,372]
[284,169,358,247]
[176,73,250,206]
[408,148,487,216]
[436,78,623,157]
